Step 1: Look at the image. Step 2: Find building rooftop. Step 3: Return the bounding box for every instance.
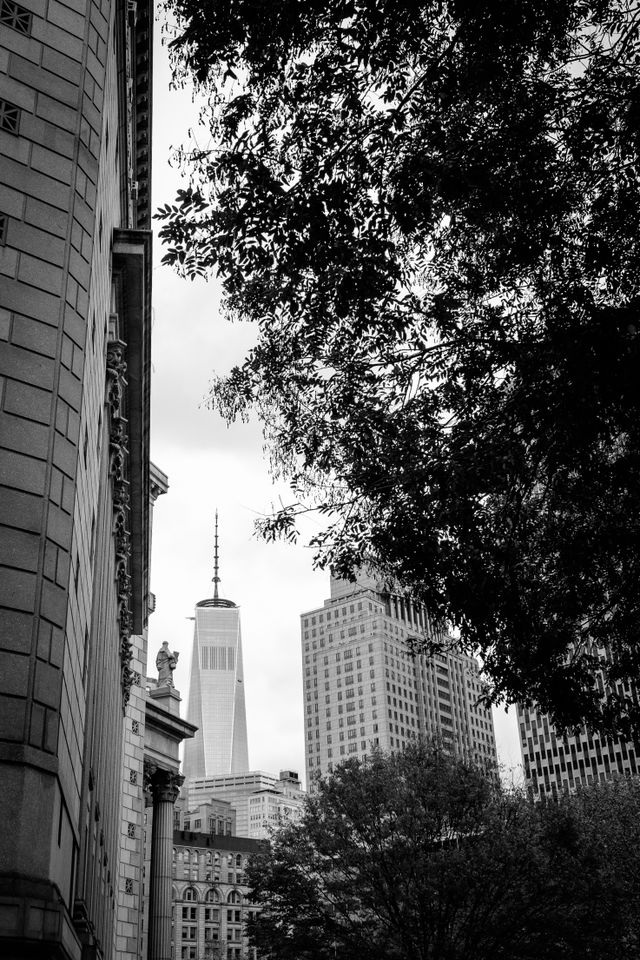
[196,597,237,608]
[173,830,266,854]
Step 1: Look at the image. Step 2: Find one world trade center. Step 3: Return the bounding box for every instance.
[183,514,249,779]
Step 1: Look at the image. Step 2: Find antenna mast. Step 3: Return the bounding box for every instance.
[213,510,220,600]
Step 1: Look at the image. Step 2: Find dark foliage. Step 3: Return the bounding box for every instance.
[244,742,640,960]
[157,0,640,735]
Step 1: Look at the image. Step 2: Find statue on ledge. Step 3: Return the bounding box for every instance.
[156,641,179,688]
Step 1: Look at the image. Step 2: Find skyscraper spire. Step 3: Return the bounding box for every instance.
[213,509,220,600]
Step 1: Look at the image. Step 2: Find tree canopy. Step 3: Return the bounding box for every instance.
[244,741,640,960]
[157,0,640,736]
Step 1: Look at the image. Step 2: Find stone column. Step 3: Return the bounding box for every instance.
[148,768,183,960]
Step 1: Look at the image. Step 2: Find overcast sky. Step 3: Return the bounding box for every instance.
[148,19,523,788]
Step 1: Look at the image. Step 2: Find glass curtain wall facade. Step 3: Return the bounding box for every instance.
[183,598,249,780]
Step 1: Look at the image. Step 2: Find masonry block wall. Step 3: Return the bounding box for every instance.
[0,0,152,955]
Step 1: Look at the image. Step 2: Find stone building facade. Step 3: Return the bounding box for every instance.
[302,574,497,782]
[170,831,263,960]
[0,0,154,955]
[116,463,169,959]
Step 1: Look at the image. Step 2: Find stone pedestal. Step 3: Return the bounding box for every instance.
[148,685,182,717]
[147,769,182,960]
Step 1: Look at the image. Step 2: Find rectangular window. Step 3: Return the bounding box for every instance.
[0,0,31,33]
[0,98,20,134]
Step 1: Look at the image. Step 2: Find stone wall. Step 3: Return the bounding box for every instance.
[0,0,152,955]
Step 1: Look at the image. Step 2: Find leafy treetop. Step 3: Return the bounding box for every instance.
[157,0,640,737]
[245,741,640,960]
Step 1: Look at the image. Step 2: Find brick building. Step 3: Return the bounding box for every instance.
[0,0,155,955]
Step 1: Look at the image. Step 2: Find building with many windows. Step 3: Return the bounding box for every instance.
[183,517,249,781]
[242,775,304,840]
[302,574,497,782]
[175,798,237,837]
[183,770,305,839]
[518,695,640,799]
[170,831,263,960]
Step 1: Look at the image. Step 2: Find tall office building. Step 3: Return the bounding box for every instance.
[183,516,249,780]
[0,0,154,955]
[302,573,497,783]
[518,689,640,799]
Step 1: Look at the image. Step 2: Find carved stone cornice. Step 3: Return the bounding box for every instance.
[106,337,135,709]
[109,417,128,483]
[111,232,152,639]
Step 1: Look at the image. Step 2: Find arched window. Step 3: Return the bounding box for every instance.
[235,854,242,868]
[205,888,220,903]
[227,890,241,904]
[183,886,198,902]
[183,849,190,863]
[172,848,176,861]
[206,852,212,865]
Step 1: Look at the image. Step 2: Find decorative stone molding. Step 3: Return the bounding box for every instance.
[106,336,135,708]
[109,418,128,483]
[144,761,184,805]
[143,758,157,804]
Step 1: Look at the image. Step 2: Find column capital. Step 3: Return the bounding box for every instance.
[144,762,183,804]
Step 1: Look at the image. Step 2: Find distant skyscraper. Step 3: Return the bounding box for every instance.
[302,573,497,783]
[183,514,249,779]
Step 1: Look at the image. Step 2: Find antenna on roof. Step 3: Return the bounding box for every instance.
[213,509,220,601]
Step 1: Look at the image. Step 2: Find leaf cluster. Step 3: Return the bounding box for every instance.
[244,741,640,960]
[157,0,640,735]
